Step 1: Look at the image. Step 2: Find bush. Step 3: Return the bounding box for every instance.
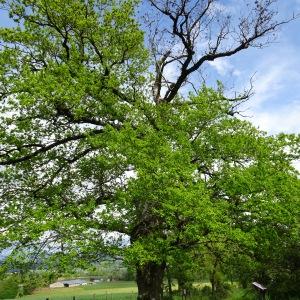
[200,282,231,300]
[22,271,58,295]
[227,287,256,300]
[201,285,212,297]
[214,281,231,299]
[0,277,19,299]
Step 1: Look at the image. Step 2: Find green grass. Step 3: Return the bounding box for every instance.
[19,282,137,300]
[2,280,258,300]
[225,288,255,300]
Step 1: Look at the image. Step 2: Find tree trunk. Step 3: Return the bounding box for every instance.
[136,261,166,300]
[166,266,173,300]
[177,277,185,294]
[210,259,218,299]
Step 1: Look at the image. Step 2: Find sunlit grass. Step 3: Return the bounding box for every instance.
[21,282,137,300]
[6,280,258,300]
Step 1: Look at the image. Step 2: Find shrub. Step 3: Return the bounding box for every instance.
[201,285,212,297]
[215,281,231,299]
[22,271,58,295]
[0,277,19,299]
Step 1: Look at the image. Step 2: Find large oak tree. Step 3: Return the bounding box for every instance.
[0,1,299,299]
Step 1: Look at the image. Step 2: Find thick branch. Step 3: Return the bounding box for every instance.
[0,129,103,166]
[147,0,297,103]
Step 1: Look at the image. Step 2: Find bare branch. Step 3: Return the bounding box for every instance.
[144,0,298,103]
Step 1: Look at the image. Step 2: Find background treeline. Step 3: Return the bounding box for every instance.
[1,251,300,300]
[0,260,135,299]
[0,271,57,299]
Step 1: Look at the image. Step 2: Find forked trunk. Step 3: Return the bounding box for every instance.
[136,261,166,300]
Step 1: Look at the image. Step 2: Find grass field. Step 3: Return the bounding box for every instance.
[21,282,138,300]
[7,281,256,300]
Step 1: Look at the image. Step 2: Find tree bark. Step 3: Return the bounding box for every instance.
[136,261,166,300]
[166,266,173,300]
[210,259,218,298]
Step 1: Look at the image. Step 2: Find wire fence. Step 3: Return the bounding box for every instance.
[43,294,137,300]
[42,293,214,300]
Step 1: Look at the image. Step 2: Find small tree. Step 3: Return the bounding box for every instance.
[0,277,19,299]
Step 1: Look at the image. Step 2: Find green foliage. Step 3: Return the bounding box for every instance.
[0,271,58,297]
[226,288,256,300]
[214,281,231,299]
[0,277,18,299]
[20,271,58,295]
[0,0,299,299]
[85,260,134,281]
[201,286,212,297]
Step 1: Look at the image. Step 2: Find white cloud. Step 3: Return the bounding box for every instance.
[208,58,240,77]
[248,47,298,100]
[249,101,300,134]
[251,67,286,107]
[210,2,236,15]
[235,42,300,135]
[293,160,300,172]
[163,62,178,82]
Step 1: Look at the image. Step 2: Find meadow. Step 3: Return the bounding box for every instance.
[16,281,256,300]
[21,282,138,300]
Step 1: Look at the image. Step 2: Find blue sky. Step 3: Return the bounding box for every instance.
[204,0,300,135]
[0,1,300,135]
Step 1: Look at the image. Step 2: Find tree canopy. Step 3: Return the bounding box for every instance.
[0,1,299,299]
